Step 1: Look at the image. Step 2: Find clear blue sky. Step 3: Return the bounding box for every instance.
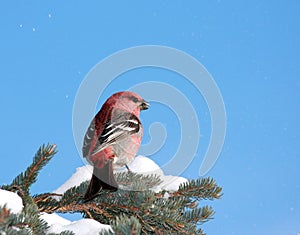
[1,1,299,234]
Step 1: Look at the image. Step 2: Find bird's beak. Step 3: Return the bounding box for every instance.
[140,100,150,110]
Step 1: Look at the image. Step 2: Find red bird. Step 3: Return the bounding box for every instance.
[83,91,149,201]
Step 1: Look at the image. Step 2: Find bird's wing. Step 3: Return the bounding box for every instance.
[82,119,97,158]
[90,112,141,156]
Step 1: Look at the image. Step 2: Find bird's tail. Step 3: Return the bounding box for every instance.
[83,161,118,202]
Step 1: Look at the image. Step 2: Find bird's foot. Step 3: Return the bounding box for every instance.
[125,164,132,173]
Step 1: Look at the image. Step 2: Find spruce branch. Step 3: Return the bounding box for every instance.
[103,215,142,235]
[0,144,64,235]
[9,144,57,194]
[174,177,223,200]
[0,203,48,235]
[32,171,222,234]
[1,143,222,234]
[48,232,76,235]
[184,206,215,225]
[115,171,162,191]
[0,206,32,235]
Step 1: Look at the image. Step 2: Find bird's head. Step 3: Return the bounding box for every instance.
[108,91,149,116]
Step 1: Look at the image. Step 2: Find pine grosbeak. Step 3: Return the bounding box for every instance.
[83,91,149,201]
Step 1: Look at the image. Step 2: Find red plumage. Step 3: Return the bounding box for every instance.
[82,91,149,201]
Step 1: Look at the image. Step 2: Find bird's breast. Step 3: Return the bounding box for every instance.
[113,130,143,169]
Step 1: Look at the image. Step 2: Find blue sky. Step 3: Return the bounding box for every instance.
[1,1,299,234]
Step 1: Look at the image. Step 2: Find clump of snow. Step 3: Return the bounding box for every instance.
[125,155,164,176]
[0,192,111,235]
[156,175,187,192]
[40,213,112,235]
[0,189,23,214]
[126,155,188,192]
[53,165,93,195]
[54,156,187,196]
[40,212,70,226]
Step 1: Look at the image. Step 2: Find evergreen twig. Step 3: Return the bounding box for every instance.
[9,144,57,193]
[0,144,222,235]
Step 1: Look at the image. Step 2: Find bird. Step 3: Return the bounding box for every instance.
[82,91,149,201]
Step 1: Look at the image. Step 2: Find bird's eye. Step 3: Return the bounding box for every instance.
[130,96,139,103]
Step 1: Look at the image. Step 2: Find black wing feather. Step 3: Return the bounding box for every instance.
[98,113,140,144]
[83,111,140,157]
